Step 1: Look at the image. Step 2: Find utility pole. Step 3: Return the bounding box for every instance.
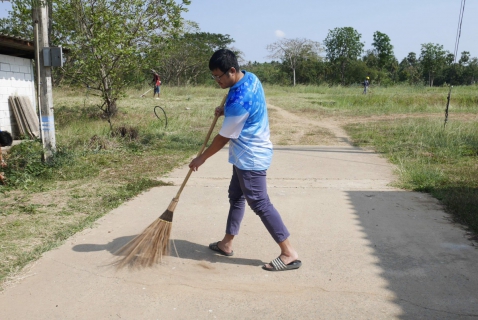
[33,1,56,161]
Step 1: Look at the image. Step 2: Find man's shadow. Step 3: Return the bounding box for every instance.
[72,236,266,266]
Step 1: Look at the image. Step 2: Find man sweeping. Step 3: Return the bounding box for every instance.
[188,49,301,271]
[152,71,161,99]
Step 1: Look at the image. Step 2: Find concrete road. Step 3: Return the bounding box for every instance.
[1,146,477,319]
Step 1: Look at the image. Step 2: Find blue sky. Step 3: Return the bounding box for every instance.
[2,1,476,63]
[181,0,477,63]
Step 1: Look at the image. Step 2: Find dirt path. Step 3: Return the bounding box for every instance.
[268,104,352,146]
[267,104,478,147]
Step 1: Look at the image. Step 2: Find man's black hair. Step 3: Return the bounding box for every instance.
[209,49,240,73]
[0,131,13,147]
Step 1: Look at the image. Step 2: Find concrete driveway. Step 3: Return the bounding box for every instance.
[0,145,477,319]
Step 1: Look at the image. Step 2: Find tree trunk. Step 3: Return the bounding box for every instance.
[99,67,117,117]
[341,61,346,85]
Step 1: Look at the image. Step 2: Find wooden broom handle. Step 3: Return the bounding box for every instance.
[174,94,228,199]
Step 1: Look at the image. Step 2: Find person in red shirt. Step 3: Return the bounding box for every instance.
[152,72,161,98]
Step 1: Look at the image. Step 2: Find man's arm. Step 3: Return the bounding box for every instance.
[188,134,230,171]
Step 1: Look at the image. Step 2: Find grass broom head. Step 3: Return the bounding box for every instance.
[114,198,178,269]
[113,100,225,270]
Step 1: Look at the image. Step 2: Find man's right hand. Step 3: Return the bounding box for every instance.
[215,106,224,117]
[189,154,206,172]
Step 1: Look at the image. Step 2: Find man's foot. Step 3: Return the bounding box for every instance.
[263,252,299,271]
[209,241,233,256]
[262,256,302,271]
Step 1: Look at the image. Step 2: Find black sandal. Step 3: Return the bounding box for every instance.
[208,242,234,256]
[263,257,302,271]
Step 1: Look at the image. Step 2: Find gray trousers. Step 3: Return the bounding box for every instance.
[226,166,290,243]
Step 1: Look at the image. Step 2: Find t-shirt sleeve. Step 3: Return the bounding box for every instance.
[219,103,249,139]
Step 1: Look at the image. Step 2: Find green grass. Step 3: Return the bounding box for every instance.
[345,118,478,233]
[265,84,478,116]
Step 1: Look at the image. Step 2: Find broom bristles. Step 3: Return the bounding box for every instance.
[113,102,223,270]
[114,208,174,269]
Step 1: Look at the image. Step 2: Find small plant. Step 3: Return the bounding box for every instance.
[18,204,41,215]
[112,125,139,140]
[1,141,51,190]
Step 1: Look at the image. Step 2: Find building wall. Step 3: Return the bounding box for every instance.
[0,53,36,137]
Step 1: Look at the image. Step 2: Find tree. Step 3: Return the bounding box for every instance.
[347,59,377,85]
[406,52,419,66]
[0,1,33,39]
[362,49,379,69]
[58,0,190,119]
[419,43,449,87]
[294,57,327,85]
[398,52,422,84]
[149,31,235,86]
[266,38,323,86]
[3,0,189,122]
[466,57,478,84]
[371,31,395,71]
[459,51,470,66]
[323,27,364,85]
[241,61,289,85]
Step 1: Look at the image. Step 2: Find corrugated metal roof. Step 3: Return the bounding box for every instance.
[0,33,35,59]
[0,33,33,43]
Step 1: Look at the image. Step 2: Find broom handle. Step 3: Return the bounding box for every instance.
[174,94,228,199]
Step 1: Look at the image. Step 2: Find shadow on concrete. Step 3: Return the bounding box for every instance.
[72,237,265,267]
[169,239,266,266]
[346,190,478,319]
[72,235,135,254]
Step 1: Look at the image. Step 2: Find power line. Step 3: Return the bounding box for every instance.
[453,0,466,63]
[445,0,466,128]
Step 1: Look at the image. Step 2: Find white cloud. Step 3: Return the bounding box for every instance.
[275,30,286,38]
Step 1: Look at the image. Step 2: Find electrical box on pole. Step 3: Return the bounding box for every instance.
[42,47,63,67]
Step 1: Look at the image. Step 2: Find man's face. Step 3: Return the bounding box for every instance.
[211,68,234,89]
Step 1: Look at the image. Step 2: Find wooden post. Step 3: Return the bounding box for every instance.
[33,3,56,161]
[33,19,45,150]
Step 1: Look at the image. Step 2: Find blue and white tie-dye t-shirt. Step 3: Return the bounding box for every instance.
[219,71,273,170]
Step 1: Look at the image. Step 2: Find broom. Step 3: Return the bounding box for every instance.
[140,88,152,98]
[115,94,227,269]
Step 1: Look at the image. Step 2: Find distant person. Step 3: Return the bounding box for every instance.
[363,76,370,94]
[0,130,13,184]
[152,71,161,99]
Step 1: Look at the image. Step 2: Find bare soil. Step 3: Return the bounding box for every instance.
[267,104,478,147]
[268,104,351,146]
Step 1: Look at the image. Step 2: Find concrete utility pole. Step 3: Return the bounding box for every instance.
[33,2,56,161]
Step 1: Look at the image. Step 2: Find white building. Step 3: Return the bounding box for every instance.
[0,34,36,138]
